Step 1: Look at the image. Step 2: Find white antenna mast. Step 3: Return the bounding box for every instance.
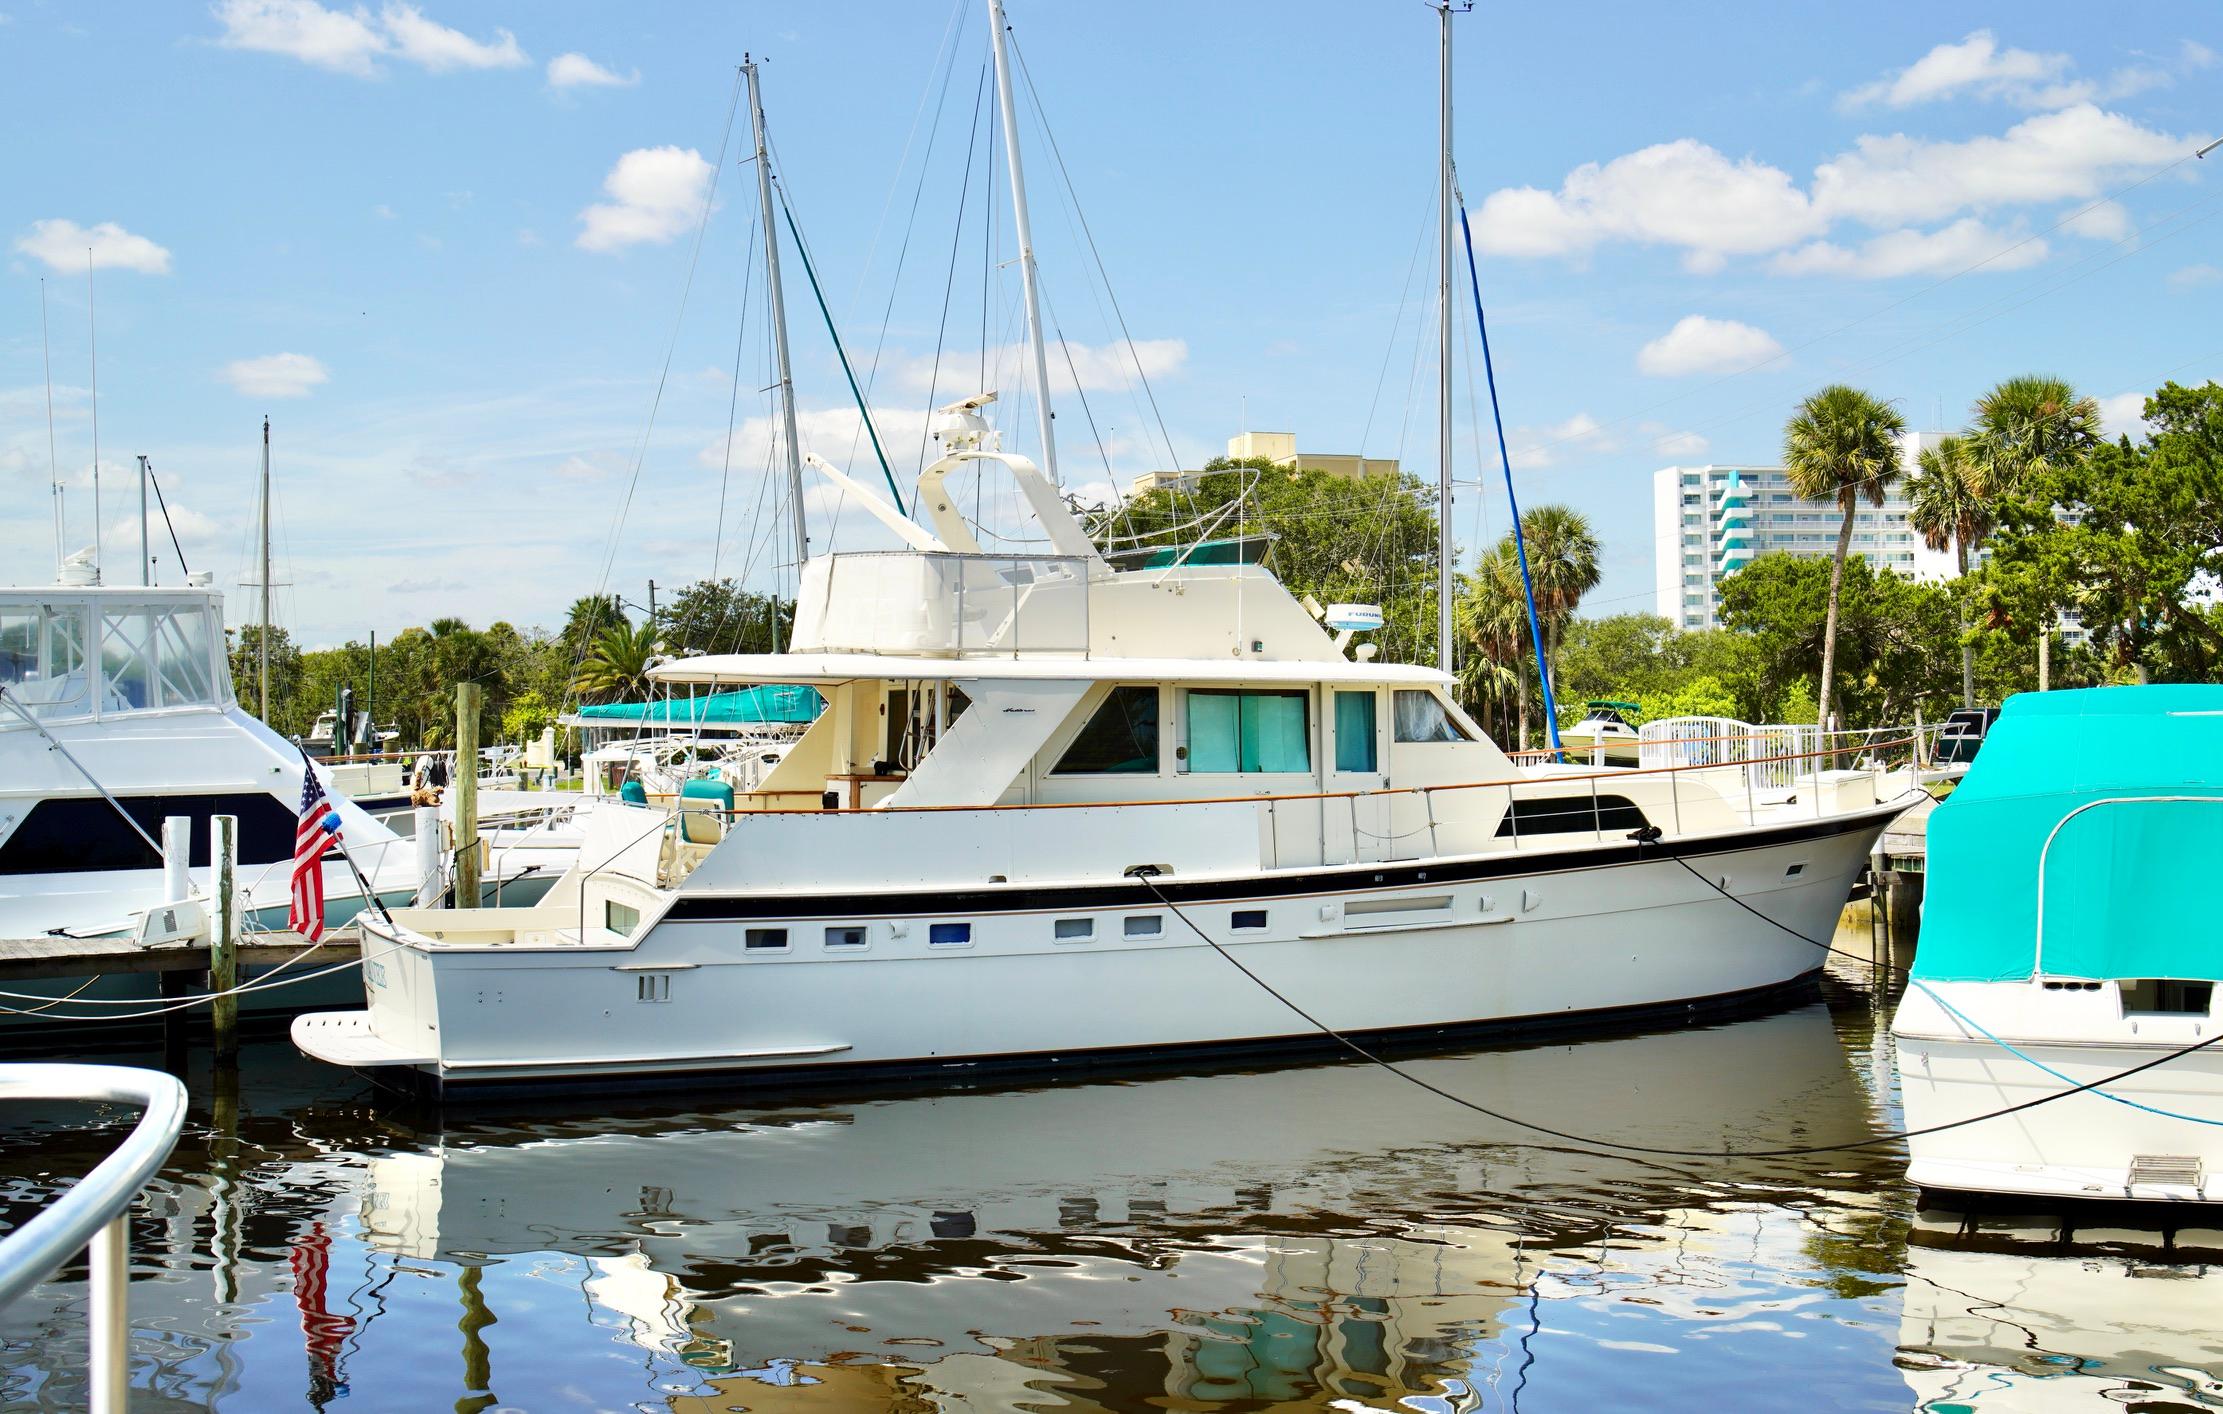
[40,278,62,575]
[87,250,102,582]
[259,417,272,722]
[1434,1,1455,677]
[986,0,1060,486]
[744,56,809,572]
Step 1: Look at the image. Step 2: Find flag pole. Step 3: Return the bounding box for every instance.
[296,746,396,928]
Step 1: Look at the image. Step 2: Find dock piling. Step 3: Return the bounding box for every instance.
[454,683,481,908]
[210,814,238,1065]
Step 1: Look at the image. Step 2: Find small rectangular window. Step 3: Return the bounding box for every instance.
[1231,909,1267,931]
[745,927,789,950]
[1333,691,1377,774]
[823,925,867,949]
[1053,917,1094,941]
[1124,915,1163,938]
[929,922,972,947]
[1186,690,1311,773]
[605,900,640,935]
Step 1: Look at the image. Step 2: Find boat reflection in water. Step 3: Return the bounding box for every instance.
[4,997,1923,1411]
[1898,1211,2223,1412]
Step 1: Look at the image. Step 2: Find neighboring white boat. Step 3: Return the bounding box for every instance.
[293,395,1909,1089]
[1895,685,2223,1203]
[1559,700,1641,766]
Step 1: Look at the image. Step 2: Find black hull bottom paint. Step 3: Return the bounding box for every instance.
[362,965,1829,1105]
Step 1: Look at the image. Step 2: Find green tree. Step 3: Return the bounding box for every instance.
[654,578,791,657]
[1781,384,1909,731]
[1968,375,2102,684]
[1516,503,1601,708]
[1457,540,1533,745]
[571,621,660,703]
[227,622,304,729]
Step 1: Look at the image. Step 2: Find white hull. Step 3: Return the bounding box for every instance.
[1896,981,2223,1203]
[297,806,1890,1086]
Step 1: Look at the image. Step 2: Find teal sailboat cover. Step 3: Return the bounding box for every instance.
[572,684,822,726]
[1913,685,2223,983]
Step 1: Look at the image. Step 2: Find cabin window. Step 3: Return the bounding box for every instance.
[823,925,868,949]
[0,605,92,721]
[1052,685,1160,774]
[744,927,789,951]
[1054,917,1094,942]
[1231,909,1268,931]
[1494,795,1651,836]
[1333,691,1378,773]
[2120,979,2214,1016]
[1393,690,1471,743]
[1124,915,1164,938]
[605,900,640,936]
[1186,690,1310,773]
[96,606,217,712]
[929,922,973,947]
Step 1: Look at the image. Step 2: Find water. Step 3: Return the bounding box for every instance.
[4,938,2222,1411]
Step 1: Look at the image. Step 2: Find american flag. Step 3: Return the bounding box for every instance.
[291,768,342,941]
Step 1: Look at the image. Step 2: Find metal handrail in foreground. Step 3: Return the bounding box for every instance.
[0,1064,189,1414]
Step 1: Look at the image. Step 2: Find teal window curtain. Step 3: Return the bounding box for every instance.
[1188,691,1241,772]
[1188,691,1311,773]
[1334,691,1377,773]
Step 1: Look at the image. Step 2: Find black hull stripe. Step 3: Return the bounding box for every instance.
[663,804,1894,923]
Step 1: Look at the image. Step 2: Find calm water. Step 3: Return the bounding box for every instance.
[4,934,2222,1412]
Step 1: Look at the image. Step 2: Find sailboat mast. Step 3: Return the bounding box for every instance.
[744,58,810,573]
[1435,1,1455,677]
[40,279,61,576]
[88,254,102,582]
[259,416,272,722]
[986,0,1059,485]
[138,454,150,585]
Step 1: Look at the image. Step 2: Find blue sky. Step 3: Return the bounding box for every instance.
[3,1,2217,646]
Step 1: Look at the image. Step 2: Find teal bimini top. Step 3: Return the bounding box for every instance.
[1913,684,2223,984]
[571,684,823,726]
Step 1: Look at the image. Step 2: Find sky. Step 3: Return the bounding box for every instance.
[3,1,2218,647]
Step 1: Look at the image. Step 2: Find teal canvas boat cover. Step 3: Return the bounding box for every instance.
[1913,684,2223,983]
[572,684,822,726]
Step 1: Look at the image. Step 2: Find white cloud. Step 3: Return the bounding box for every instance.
[2098,391,2149,438]
[2168,263,2223,289]
[547,51,636,89]
[1505,412,1617,470]
[379,3,523,71]
[1841,31,2079,110]
[1469,139,1821,268]
[576,146,713,252]
[2060,199,2131,241]
[211,0,524,76]
[1771,218,2048,278]
[1652,429,1710,459]
[1812,105,2185,229]
[1636,316,1784,377]
[221,352,329,398]
[372,202,396,219]
[14,219,172,274]
[883,338,1188,395]
[551,453,617,480]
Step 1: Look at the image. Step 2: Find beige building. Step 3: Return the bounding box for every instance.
[1129,431,1400,499]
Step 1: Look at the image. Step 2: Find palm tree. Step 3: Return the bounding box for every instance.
[1457,542,1531,745]
[1782,384,1908,735]
[1968,376,2100,687]
[570,621,659,704]
[1905,435,1990,706]
[1968,375,2101,494]
[1517,504,1602,714]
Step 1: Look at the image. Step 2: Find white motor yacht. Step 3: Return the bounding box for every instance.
[294,403,1910,1090]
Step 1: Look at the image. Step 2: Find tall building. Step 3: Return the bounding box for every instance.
[1652,433,1958,631]
[1129,431,1400,499]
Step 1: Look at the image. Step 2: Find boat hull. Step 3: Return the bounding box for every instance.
[297,806,1891,1088]
[1896,982,2223,1203]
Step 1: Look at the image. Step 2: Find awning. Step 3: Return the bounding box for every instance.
[565,684,824,727]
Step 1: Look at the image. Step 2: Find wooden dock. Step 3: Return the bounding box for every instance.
[0,928,361,983]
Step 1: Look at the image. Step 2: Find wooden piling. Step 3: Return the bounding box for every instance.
[454,682,481,908]
[211,813,238,1065]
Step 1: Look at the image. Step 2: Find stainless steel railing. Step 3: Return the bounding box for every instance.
[0,1064,189,1414]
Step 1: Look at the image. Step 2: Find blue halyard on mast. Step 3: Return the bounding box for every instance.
[1457,202,1563,755]
[776,195,909,515]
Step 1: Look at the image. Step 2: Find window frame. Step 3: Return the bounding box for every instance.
[1181,688,1314,775]
[1049,684,1163,776]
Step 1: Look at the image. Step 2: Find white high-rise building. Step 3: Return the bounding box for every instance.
[1652,432,1960,632]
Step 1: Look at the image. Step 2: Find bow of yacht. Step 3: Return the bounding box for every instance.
[294,404,1911,1090]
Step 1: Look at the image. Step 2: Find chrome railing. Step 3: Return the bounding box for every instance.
[0,1065,188,1413]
